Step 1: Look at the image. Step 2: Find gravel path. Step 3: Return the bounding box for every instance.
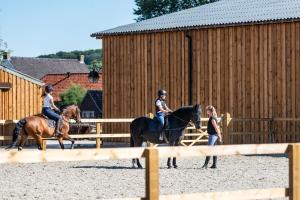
[0,150,289,200]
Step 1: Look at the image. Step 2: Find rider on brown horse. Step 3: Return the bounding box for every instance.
[41,84,63,137]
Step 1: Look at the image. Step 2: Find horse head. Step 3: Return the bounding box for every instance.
[62,104,81,123]
[192,104,202,129]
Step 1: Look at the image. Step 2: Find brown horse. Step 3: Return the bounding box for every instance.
[7,105,81,151]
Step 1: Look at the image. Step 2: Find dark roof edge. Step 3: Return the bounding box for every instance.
[0,64,44,86]
[91,18,300,39]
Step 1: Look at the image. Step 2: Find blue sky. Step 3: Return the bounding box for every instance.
[0,0,136,57]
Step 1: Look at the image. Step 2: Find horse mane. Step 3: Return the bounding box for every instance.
[172,105,194,116]
[60,104,77,110]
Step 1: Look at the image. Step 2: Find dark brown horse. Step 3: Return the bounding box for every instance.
[7,105,81,151]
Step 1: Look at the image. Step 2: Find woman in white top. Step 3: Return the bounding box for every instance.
[41,85,63,136]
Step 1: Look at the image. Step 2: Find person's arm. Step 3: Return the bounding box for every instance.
[165,105,172,112]
[212,118,222,143]
[50,97,60,111]
[158,105,169,114]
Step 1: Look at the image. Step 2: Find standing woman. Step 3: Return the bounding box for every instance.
[201,105,222,169]
[41,85,63,137]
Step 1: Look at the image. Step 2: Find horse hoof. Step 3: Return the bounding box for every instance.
[18,147,22,151]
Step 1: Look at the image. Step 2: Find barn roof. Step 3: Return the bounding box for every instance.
[0,62,44,86]
[80,90,102,113]
[91,0,300,37]
[10,57,89,79]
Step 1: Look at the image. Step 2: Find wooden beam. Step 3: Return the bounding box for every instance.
[159,188,288,200]
[158,144,289,158]
[0,148,146,164]
[144,148,159,200]
[289,144,300,200]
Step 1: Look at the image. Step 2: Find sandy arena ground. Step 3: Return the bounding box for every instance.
[0,142,289,200]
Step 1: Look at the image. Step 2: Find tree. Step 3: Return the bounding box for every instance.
[60,84,87,106]
[0,37,8,58]
[38,49,102,66]
[134,0,218,21]
[88,59,102,72]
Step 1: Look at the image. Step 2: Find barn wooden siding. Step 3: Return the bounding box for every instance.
[0,68,43,145]
[102,21,300,143]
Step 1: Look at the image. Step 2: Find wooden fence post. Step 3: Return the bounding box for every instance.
[41,139,46,151]
[222,112,231,145]
[144,148,159,200]
[289,144,300,200]
[96,122,102,149]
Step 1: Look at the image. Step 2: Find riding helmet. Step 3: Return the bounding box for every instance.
[158,89,167,97]
[45,84,54,93]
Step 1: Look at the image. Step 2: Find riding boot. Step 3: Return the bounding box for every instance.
[210,156,217,169]
[201,156,210,169]
[55,118,63,137]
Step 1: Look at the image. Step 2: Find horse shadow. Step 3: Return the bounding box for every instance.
[71,165,142,170]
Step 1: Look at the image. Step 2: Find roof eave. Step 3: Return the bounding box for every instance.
[91,18,300,38]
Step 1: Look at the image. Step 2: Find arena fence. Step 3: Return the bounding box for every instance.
[0,116,223,149]
[0,143,299,200]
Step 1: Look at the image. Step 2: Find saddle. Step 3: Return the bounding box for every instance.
[148,116,169,141]
[35,114,56,128]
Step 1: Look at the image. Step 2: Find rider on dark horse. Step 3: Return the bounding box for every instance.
[41,84,63,137]
[155,89,172,133]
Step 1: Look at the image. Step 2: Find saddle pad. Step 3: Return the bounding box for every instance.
[46,119,56,128]
[147,117,161,132]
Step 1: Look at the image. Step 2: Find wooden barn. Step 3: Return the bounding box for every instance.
[92,0,300,143]
[0,59,44,145]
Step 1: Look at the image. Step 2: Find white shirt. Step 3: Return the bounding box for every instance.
[43,94,53,108]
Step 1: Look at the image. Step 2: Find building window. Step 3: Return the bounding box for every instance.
[82,111,95,118]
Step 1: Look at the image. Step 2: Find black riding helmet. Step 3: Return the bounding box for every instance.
[158,89,167,97]
[45,84,54,93]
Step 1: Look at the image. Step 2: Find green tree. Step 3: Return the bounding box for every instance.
[38,49,102,66]
[88,59,102,72]
[0,37,8,58]
[134,0,218,21]
[60,84,87,106]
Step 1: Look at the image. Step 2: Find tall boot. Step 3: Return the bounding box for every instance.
[210,156,217,169]
[201,156,210,169]
[55,119,63,137]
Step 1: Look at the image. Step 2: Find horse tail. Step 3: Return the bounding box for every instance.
[5,118,27,150]
[130,122,134,147]
[13,119,27,143]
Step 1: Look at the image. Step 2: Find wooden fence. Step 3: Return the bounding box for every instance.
[0,144,299,200]
[2,115,300,148]
[226,114,300,144]
[0,116,222,149]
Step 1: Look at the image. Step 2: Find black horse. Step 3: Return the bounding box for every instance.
[130,104,202,168]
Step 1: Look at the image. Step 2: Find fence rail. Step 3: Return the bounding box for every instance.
[2,114,300,148]
[0,143,299,200]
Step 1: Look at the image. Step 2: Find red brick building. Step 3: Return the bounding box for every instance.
[5,55,102,101]
[41,73,102,101]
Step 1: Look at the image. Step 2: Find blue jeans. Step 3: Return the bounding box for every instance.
[156,112,165,128]
[42,107,61,122]
[208,134,218,146]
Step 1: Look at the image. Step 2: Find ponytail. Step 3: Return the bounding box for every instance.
[206,105,217,118]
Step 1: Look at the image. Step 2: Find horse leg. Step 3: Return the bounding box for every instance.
[167,158,172,169]
[134,138,143,169]
[18,132,28,151]
[57,136,65,150]
[167,140,175,169]
[64,135,75,149]
[172,140,179,168]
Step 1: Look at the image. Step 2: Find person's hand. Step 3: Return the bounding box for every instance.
[219,136,223,144]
